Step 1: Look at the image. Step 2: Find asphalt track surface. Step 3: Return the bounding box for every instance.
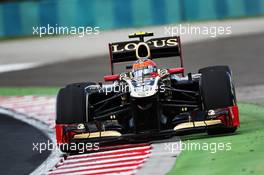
[0,32,263,87]
[0,113,50,175]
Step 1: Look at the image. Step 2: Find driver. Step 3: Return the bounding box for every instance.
[132,59,158,78]
[132,42,158,78]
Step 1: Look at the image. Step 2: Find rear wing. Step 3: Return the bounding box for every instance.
[108,35,183,74]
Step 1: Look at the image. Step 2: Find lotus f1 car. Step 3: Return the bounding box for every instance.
[55,32,240,152]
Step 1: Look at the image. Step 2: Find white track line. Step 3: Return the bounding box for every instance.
[50,161,144,174]
[57,155,149,168]
[55,159,144,170]
[61,151,150,164]
[68,145,151,159]
[0,63,40,73]
[49,166,138,175]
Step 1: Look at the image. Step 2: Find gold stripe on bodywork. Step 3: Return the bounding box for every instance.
[174,120,222,131]
[73,130,122,139]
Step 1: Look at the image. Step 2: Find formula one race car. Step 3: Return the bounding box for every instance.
[55,32,240,152]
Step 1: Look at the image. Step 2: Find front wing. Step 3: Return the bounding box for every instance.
[55,105,240,147]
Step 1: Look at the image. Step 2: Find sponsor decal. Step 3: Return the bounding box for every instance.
[112,38,178,53]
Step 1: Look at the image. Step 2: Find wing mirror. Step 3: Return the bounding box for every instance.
[167,68,184,74]
[104,74,120,81]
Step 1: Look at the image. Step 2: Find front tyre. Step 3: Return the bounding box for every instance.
[56,82,95,124]
[56,82,95,152]
[199,66,237,135]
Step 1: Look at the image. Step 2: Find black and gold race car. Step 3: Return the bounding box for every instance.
[55,32,240,152]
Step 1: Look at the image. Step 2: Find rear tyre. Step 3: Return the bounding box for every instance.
[199,66,237,135]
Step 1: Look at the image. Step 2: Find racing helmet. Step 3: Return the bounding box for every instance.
[132,59,157,78]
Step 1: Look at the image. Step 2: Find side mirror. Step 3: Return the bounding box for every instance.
[168,68,184,74]
[104,74,120,81]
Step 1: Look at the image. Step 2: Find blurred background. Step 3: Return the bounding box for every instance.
[0,0,264,37]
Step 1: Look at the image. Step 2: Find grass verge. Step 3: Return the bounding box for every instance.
[0,87,59,96]
[168,103,264,175]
